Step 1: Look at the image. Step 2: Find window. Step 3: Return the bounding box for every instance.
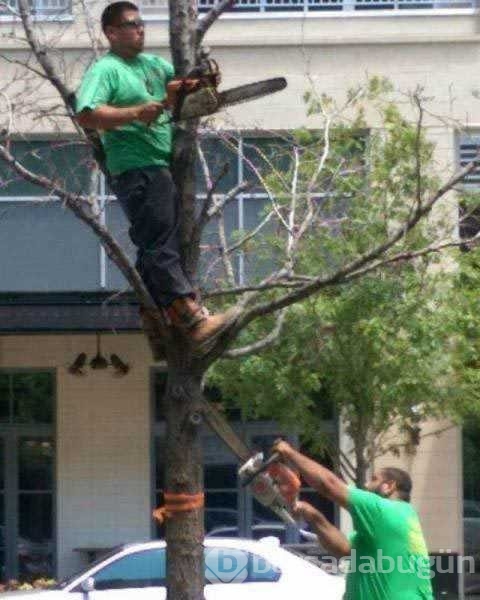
[88,545,279,591]
[0,371,55,582]
[141,0,473,14]
[198,135,289,287]
[204,547,280,584]
[93,548,166,590]
[458,134,480,243]
[0,0,71,17]
[0,140,135,292]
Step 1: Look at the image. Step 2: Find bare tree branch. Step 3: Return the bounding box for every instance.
[216,211,236,286]
[17,0,77,121]
[204,278,310,299]
[237,156,480,325]
[196,0,237,44]
[346,233,480,282]
[222,309,288,359]
[78,0,103,59]
[413,89,425,209]
[207,181,251,219]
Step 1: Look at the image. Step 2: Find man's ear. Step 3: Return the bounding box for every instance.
[104,26,116,42]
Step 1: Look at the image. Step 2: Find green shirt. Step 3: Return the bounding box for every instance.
[345,487,434,600]
[76,52,175,175]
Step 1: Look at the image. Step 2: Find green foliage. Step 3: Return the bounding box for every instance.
[446,251,480,412]
[209,267,456,468]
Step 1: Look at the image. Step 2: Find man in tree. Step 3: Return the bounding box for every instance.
[273,440,434,599]
[75,1,231,344]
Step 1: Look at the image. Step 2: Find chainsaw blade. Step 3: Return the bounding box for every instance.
[176,77,287,121]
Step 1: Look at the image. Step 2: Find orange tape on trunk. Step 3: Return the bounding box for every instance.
[152,492,205,525]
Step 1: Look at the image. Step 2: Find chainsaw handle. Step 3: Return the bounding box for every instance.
[240,452,281,487]
[266,462,301,506]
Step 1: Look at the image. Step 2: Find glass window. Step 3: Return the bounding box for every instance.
[18,494,53,580]
[0,371,55,581]
[18,437,54,580]
[0,443,4,580]
[93,548,166,590]
[247,551,281,582]
[154,372,168,422]
[18,438,54,490]
[0,141,91,197]
[13,373,54,424]
[0,372,54,424]
[0,439,4,490]
[204,547,280,584]
[0,202,101,293]
[0,375,9,423]
[205,465,237,489]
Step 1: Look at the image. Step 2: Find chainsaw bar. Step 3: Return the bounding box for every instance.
[176,77,287,121]
[217,77,287,109]
[199,397,251,462]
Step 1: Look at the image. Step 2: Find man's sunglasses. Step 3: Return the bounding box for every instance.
[115,18,145,30]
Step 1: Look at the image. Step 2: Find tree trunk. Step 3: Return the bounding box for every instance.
[164,347,205,600]
[166,3,204,592]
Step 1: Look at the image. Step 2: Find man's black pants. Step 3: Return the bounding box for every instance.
[111,165,194,307]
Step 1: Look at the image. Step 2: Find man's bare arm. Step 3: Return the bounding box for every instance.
[76,102,164,130]
[294,501,351,559]
[273,441,349,507]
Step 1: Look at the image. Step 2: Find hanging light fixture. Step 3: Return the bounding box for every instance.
[67,352,87,376]
[67,333,131,376]
[110,353,130,376]
[90,333,109,370]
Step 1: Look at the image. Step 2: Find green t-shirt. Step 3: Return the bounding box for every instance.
[345,487,434,600]
[76,51,175,175]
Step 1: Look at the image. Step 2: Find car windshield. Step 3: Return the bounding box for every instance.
[56,545,127,589]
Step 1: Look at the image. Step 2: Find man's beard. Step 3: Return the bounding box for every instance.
[370,484,388,498]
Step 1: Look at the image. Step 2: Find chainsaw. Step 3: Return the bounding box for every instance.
[164,58,287,122]
[238,451,301,527]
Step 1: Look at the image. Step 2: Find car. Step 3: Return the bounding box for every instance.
[1,537,345,599]
[206,522,318,544]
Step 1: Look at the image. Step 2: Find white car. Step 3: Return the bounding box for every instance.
[3,537,344,600]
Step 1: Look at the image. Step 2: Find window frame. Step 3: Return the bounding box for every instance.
[0,368,56,580]
[0,0,72,22]
[457,132,480,242]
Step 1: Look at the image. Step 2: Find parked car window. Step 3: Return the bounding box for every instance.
[87,546,280,591]
[92,548,166,590]
[247,551,281,582]
[204,547,280,584]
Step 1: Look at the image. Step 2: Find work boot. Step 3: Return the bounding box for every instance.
[166,297,236,345]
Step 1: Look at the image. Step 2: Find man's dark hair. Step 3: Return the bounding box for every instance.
[381,467,412,502]
[101,1,139,33]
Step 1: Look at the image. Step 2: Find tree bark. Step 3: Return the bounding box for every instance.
[165,7,206,594]
[164,349,205,600]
